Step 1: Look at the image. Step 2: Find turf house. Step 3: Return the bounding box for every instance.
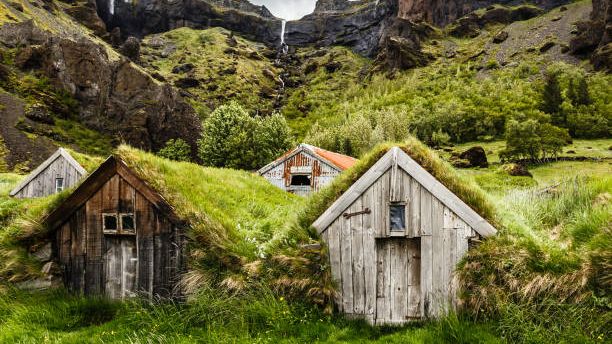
[258,144,357,196]
[312,146,498,325]
[10,148,87,199]
[45,155,188,299]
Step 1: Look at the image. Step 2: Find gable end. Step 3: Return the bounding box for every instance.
[312,147,497,237]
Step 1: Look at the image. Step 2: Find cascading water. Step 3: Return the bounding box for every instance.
[280,20,288,55]
[109,0,114,15]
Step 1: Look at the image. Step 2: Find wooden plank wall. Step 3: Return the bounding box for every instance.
[324,168,475,324]
[261,151,341,194]
[54,173,186,299]
[15,156,85,198]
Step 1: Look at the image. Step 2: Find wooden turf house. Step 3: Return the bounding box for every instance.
[312,147,497,325]
[10,148,87,199]
[45,155,187,299]
[258,144,356,196]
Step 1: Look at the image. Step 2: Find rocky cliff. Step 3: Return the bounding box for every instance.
[570,0,611,70]
[398,0,572,26]
[96,0,281,44]
[0,1,201,167]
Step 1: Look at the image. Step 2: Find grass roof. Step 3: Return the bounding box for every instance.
[114,146,304,258]
[299,137,497,232]
[0,146,304,285]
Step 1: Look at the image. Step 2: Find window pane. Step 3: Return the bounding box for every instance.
[121,214,135,231]
[103,215,118,231]
[55,178,64,192]
[390,204,406,231]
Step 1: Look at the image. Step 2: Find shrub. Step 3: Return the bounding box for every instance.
[157,138,192,162]
[197,102,293,170]
[500,119,570,161]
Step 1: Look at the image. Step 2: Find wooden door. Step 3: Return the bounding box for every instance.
[375,238,421,324]
[104,236,137,299]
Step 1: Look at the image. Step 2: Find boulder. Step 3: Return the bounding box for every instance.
[172,63,195,74]
[63,0,107,37]
[25,104,54,125]
[175,77,201,88]
[120,36,141,61]
[457,146,489,168]
[31,242,52,261]
[324,61,342,73]
[493,31,509,43]
[502,163,532,177]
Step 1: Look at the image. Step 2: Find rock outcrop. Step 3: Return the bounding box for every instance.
[570,0,611,70]
[0,19,201,158]
[285,0,397,57]
[95,0,281,44]
[398,0,572,27]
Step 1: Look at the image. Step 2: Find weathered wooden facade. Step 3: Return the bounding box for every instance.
[258,144,356,196]
[313,147,496,325]
[10,148,87,198]
[45,156,187,299]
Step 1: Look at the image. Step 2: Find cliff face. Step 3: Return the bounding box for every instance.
[285,0,397,57]
[96,0,281,43]
[0,2,202,164]
[569,0,611,70]
[398,0,571,26]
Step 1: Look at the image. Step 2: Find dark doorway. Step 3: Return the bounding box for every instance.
[290,174,311,186]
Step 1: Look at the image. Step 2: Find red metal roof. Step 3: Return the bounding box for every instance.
[308,145,357,171]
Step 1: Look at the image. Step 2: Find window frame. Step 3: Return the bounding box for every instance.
[102,212,136,235]
[102,213,119,234]
[55,177,64,193]
[119,213,136,234]
[388,202,407,234]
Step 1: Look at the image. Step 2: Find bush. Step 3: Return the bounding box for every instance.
[157,138,192,162]
[198,102,292,170]
[500,119,570,161]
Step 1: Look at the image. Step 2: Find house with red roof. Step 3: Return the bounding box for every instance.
[258,144,357,196]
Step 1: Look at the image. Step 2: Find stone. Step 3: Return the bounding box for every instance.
[172,63,195,74]
[31,242,52,261]
[325,61,342,73]
[450,158,472,168]
[458,146,489,168]
[175,77,201,88]
[493,31,509,43]
[120,36,141,61]
[64,0,107,37]
[540,41,556,53]
[502,163,532,177]
[25,104,54,125]
[304,62,318,74]
[262,69,275,80]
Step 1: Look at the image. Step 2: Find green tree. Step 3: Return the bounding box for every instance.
[198,102,292,170]
[500,119,570,161]
[158,138,192,162]
[541,72,564,126]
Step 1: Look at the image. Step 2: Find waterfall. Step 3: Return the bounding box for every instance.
[280,20,288,54]
[280,20,286,45]
[109,0,114,15]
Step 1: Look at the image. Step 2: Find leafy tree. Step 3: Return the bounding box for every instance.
[158,138,192,162]
[198,102,292,170]
[500,119,570,162]
[541,71,564,126]
[568,77,591,106]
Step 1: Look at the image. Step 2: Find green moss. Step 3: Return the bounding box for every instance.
[0,137,8,173]
[53,119,113,156]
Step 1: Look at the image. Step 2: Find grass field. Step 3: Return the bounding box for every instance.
[0,141,610,343]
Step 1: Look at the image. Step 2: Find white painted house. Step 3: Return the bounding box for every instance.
[10,148,87,198]
[258,144,356,196]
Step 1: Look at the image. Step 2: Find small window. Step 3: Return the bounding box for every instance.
[290,174,311,186]
[389,203,406,232]
[55,178,64,193]
[120,214,135,232]
[103,214,118,232]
